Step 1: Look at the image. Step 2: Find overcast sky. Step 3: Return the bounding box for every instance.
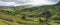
[0,0,60,6]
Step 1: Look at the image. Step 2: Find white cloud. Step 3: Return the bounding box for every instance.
[0,0,59,6]
[29,0,56,6]
[0,1,15,6]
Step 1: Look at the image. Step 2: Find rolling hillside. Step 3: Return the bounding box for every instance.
[0,2,60,25]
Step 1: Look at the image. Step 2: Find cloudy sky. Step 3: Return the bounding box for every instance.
[0,0,60,6]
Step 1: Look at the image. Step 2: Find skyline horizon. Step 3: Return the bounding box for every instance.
[0,0,59,6]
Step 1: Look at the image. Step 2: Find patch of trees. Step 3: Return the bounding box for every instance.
[0,10,18,15]
[39,11,52,25]
[21,14,26,20]
[40,11,51,19]
[21,7,38,12]
[53,17,60,20]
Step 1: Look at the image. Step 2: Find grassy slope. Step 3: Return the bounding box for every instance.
[0,2,60,25]
[0,6,40,25]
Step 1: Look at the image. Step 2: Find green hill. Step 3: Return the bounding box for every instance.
[0,2,60,25]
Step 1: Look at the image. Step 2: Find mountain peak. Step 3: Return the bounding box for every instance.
[55,2,60,6]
